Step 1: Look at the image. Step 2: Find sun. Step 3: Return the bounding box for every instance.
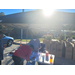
[43,9,54,17]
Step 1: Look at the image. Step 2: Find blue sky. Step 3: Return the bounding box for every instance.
[0,9,75,15]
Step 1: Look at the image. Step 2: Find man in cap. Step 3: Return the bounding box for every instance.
[0,31,4,65]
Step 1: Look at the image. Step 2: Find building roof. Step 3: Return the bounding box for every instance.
[0,9,75,29]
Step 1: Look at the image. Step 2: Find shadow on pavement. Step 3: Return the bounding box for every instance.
[6,58,12,65]
[11,62,14,65]
[13,43,25,45]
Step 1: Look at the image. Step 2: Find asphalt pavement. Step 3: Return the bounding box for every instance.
[2,44,38,65]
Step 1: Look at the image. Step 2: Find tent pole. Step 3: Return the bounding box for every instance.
[21,29,23,44]
[26,27,29,44]
[26,24,31,44]
[31,29,33,39]
[20,9,24,45]
[22,9,24,12]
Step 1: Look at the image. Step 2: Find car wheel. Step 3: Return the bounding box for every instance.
[7,40,13,46]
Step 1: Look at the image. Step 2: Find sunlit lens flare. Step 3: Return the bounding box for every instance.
[43,9,54,17]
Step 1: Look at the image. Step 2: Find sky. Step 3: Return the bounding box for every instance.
[0,9,75,15]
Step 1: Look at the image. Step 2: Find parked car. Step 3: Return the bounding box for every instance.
[1,34,14,46]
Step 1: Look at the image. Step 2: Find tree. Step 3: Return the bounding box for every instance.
[0,12,5,16]
[0,25,2,30]
[0,24,15,31]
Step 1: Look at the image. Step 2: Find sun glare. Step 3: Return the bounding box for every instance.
[43,9,54,17]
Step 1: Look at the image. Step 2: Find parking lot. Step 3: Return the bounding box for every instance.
[1,43,75,65]
[2,44,19,65]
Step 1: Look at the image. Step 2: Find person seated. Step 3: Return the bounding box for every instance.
[10,44,34,65]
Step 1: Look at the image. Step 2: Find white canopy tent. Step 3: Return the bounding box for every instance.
[0,9,74,44]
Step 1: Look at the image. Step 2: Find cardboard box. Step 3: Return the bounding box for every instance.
[46,45,50,49]
[73,55,75,60]
[51,43,56,48]
[65,53,72,59]
[65,42,72,48]
[73,48,75,54]
[66,42,71,46]
[48,50,51,54]
[56,42,63,45]
[50,42,56,47]
[73,46,75,50]
[57,45,62,49]
[56,42,63,53]
[62,41,66,57]
[56,52,62,57]
[43,40,52,54]
[49,41,57,54]
[50,46,56,55]
[43,40,51,53]
[56,41,65,58]
[46,41,50,46]
[74,43,75,48]
[72,44,75,55]
[65,47,72,52]
[43,40,47,44]
[72,48,75,60]
[51,41,57,45]
[51,47,56,52]
[45,41,51,50]
[66,46,72,52]
[57,47,62,52]
[50,50,56,55]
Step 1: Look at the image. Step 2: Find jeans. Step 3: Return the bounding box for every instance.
[26,61,35,65]
[27,51,39,65]
[0,60,1,65]
[29,51,39,61]
[12,55,24,65]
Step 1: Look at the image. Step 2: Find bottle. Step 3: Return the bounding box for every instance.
[46,51,49,61]
[42,55,44,62]
[40,52,42,58]
[50,55,53,64]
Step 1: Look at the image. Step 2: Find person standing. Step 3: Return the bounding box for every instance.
[28,35,41,52]
[28,35,41,65]
[0,31,4,65]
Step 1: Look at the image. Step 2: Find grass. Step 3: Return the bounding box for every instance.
[39,38,44,42]
[14,39,31,42]
[14,38,44,42]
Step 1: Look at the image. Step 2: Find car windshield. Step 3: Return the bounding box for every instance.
[3,34,6,37]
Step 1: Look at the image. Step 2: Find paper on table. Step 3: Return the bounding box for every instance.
[7,54,13,57]
[38,53,55,64]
